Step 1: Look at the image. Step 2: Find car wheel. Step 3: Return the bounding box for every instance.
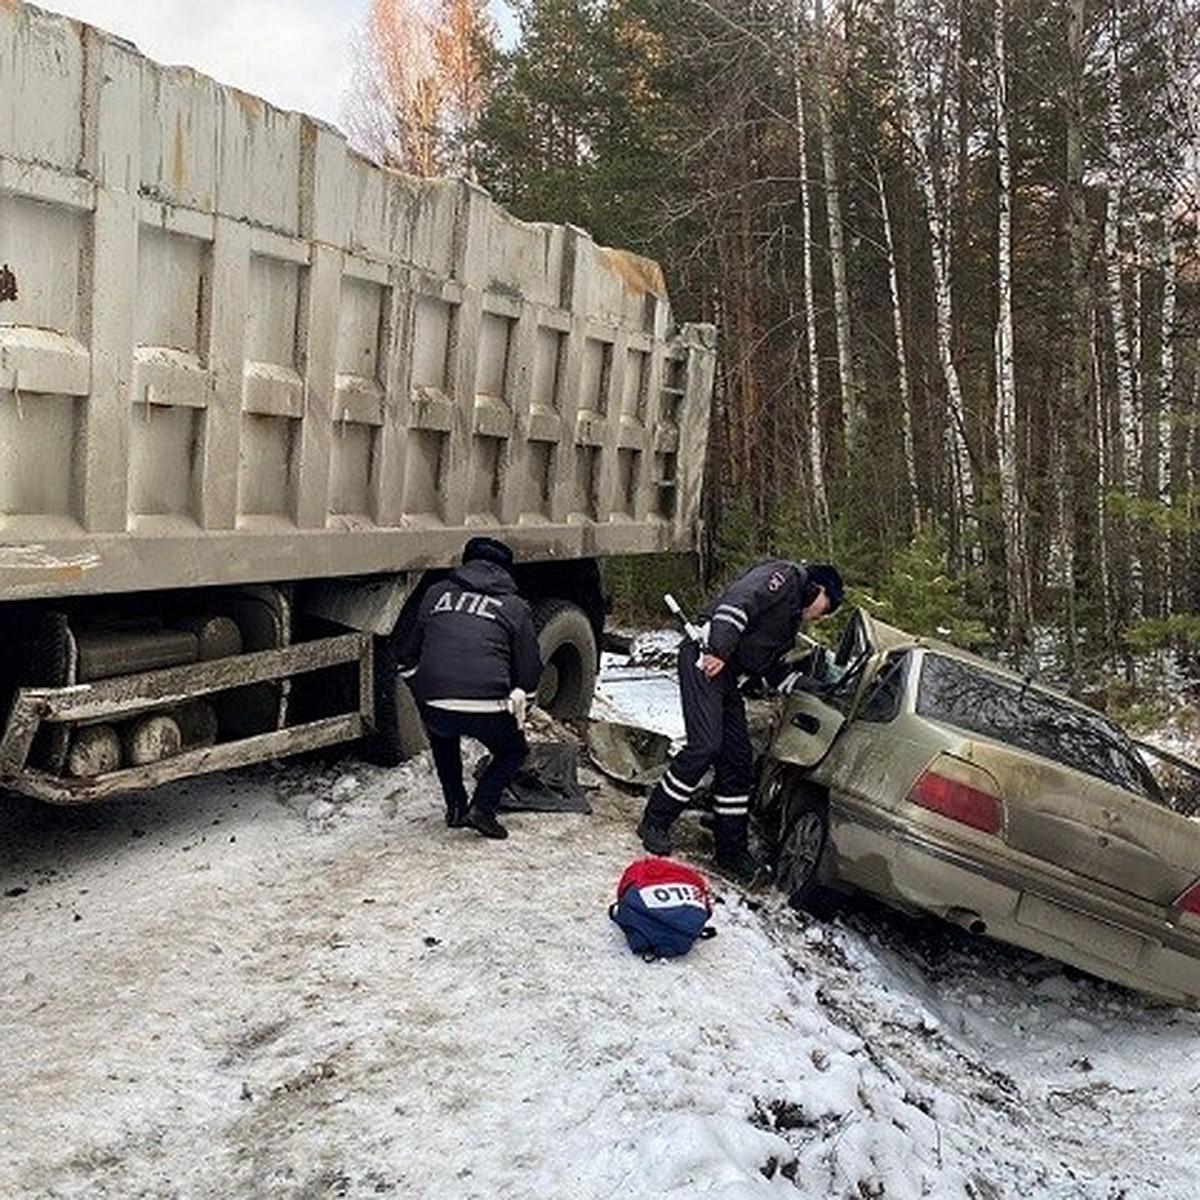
[532,600,597,720]
[776,794,834,915]
[752,760,792,842]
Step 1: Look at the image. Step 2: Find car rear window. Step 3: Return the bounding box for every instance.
[916,653,1158,798]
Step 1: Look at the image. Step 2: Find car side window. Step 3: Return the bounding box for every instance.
[808,612,873,714]
[856,650,909,723]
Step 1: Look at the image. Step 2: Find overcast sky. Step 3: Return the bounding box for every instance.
[42,1,514,132]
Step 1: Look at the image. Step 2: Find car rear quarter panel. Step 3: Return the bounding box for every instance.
[804,714,963,901]
[965,741,1200,908]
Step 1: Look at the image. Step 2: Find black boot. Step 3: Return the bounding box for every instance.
[713,814,768,887]
[466,807,508,840]
[637,788,685,856]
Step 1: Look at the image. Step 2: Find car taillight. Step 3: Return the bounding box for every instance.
[1174,882,1200,916]
[909,765,1003,834]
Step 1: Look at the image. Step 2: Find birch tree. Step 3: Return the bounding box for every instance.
[1158,221,1175,509]
[349,0,440,173]
[791,1,831,542]
[991,0,1029,637]
[876,157,920,532]
[811,0,862,455]
[348,0,494,176]
[1155,214,1178,612]
[894,0,976,562]
[432,0,495,177]
[1101,2,1141,625]
[1183,3,1200,617]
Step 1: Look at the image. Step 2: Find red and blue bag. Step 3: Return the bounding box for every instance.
[609,858,716,960]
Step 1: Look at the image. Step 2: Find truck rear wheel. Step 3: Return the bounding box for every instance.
[532,599,597,721]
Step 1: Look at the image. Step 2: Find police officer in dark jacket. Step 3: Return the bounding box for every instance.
[399,537,543,839]
[637,559,844,882]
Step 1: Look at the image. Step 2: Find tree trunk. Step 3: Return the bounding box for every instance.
[1103,3,1139,618]
[1063,0,1102,683]
[1159,220,1176,513]
[875,157,920,533]
[1150,214,1177,618]
[812,0,861,457]
[992,0,1029,641]
[895,0,975,563]
[792,3,831,544]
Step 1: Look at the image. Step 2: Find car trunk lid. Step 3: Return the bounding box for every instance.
[969,741,1200,908]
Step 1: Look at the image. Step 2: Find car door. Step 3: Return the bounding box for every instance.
[767,609,879,769]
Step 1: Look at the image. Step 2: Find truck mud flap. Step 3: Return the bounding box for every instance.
[0,634,372,804]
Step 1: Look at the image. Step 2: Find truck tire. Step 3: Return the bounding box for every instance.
[532,599,597,721]
[365,632,428,765]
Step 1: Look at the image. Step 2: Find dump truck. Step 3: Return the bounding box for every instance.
[0,1,715,803]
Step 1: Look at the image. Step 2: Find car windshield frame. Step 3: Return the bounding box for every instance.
[855,649,911,724]
[915,652,1162,801]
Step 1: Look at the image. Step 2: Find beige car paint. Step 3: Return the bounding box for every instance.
[756,610,1200,1006]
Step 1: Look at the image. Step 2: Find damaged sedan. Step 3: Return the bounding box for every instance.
[752,608,1200,1006]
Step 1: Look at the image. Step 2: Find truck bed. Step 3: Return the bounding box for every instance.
[0,1,715,601]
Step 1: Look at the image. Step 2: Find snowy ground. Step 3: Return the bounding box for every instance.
[3,635,1200,1199]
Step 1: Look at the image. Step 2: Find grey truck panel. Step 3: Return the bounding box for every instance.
[0,2,715,601]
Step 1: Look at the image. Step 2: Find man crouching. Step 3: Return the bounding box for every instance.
[399,537,543,839]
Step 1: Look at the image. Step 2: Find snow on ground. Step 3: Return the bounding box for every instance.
[2,634,1200,1199]
[590,634,687,742]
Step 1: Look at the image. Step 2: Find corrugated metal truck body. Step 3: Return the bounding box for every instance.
[0,2,715,801]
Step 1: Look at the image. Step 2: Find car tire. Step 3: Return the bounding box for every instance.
[752,759,793,854]
[776,793,835,916]
[532,599,597,720]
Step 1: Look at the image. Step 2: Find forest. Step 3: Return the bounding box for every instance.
[347,0,1200,704]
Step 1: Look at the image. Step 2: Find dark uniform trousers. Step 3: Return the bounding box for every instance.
[643,640,755,860]
[423,707,529,822]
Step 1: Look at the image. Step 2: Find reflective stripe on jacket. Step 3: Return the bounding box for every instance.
[701,559,812,675]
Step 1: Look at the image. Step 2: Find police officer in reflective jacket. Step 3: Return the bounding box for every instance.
[637,559,843,883]
[399,537,543,840]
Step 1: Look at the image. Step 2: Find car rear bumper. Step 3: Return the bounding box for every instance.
[830,810,1200,1007]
